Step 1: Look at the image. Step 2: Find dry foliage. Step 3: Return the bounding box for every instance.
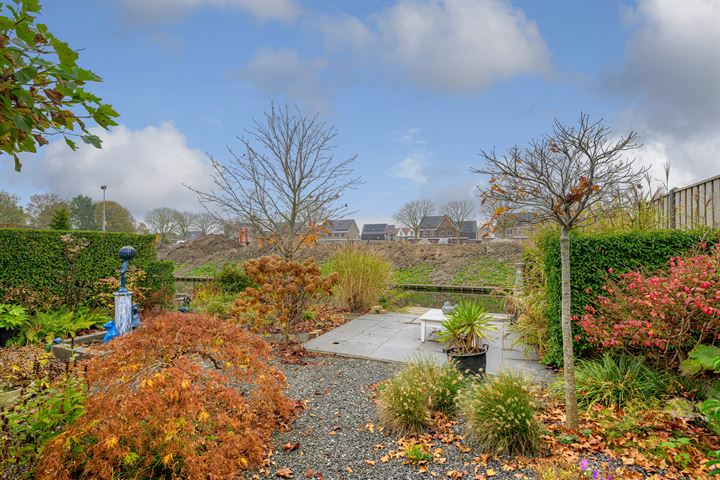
[36,312,294,479]
[230,255,337,339]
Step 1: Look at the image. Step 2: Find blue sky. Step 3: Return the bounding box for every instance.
[1,0,718,226]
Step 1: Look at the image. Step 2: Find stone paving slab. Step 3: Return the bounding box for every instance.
[304,311,555,382]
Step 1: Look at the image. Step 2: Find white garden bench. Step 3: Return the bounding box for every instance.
[419,308,447,342]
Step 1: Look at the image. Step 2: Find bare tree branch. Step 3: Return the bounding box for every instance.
[187,104,362,260]
[441,200,475,236]
[393,199,435,239]
[473,113,647,430]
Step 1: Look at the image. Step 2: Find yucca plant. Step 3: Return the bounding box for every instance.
[458,372,542,456]
[437,300,496,354]
[553,353,670,409]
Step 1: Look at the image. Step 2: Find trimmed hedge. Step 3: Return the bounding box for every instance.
[0,228,174,309]
[538,228,719,367]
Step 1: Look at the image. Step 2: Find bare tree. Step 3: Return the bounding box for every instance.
[173,210,194,240]
[145,207,179,243]
[393,199,434,239]
[441,200,475,237]
[193,212,218,236]
[189,104,362,260]
[473,113,646,429]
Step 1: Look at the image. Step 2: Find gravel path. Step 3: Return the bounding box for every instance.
[266,355,544,480]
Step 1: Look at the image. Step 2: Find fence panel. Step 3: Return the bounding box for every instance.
[652,174,720,229]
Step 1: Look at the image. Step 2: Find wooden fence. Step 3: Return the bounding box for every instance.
[652,174,720,229]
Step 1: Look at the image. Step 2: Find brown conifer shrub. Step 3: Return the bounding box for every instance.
[231,255,338,338]
[36,312,294,479]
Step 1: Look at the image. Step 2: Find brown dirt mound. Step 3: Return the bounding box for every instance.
[161,235,526,280]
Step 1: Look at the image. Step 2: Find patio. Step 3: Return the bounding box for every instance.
[303,308,555,381]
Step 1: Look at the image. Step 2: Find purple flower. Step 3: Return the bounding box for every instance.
[580,458,589,471]
[593,468,599,479]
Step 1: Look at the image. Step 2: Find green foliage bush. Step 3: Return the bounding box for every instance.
[49,208,70,231]
[458,372,542,456]
[0,229,174,310]
[0,374,86,479]
[9,307,109,346]
[214,263,253,294]
[553,354,670,409]
[536,228,718,366]
[377,357,466,434]
[324,247,391,311]
[0,304,27,330]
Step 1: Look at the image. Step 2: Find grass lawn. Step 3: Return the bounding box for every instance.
[453,257,514,286]
[186,262,222,277]
[391,264,434,285]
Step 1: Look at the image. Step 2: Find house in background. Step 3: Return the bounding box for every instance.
[417,215,478,244]
[418,215,455,242]
[461,220,478,242]
[394,227,415,241]
[361,223,395,241]
[317,219,360,242]
[495,212,534,239]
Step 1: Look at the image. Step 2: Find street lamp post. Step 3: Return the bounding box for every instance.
[100,185,107,231]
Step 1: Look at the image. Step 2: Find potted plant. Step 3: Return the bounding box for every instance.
[0,304,27,347]
[437,300,496,374]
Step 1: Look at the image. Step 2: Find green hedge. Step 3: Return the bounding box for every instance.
[0,228,174,309]
[538,228,719,367]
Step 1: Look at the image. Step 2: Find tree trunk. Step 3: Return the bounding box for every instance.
[560,226,578,429]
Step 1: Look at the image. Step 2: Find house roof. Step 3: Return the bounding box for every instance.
[461,220,477,234]
[362,223,388,233]
[395,227,413,236]
[328,219,356,232]
[418,215,445,229]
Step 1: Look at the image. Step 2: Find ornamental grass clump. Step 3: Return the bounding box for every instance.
[377,357,466,434]
[554,353,670,409]
[324,246,391,311]
[35,313,294,480]
[458,372,542,456]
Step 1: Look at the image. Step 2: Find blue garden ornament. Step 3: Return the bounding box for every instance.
[131,304,141,328]
[102,320,118,343]
[118,246,137,293]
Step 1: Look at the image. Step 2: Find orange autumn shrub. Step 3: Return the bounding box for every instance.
[36,312,294,480]
[231,255,338,338]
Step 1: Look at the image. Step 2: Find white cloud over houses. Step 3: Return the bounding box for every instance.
[607,0,720,187]
[391,154,429,184]
[124,0,301,23]
[318,0,551,93]
[237,49,332,113]
[15,124,213,219]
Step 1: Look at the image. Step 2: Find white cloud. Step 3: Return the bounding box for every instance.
[124,0,301,23]
[238,48,331,113]
[14,124,213,219]
[607,0,720,186]
[391,155,429,184]
[318,0,550,93]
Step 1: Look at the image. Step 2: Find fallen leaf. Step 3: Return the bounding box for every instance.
[345,467,353,474]
[276,467,293,478]
[283,442,300,452]
[365,460,376,466]
[485,469,496,477]
[446,470,464,479]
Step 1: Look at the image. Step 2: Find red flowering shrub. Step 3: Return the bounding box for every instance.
[36,313,294,479]
[577,245,720,368]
